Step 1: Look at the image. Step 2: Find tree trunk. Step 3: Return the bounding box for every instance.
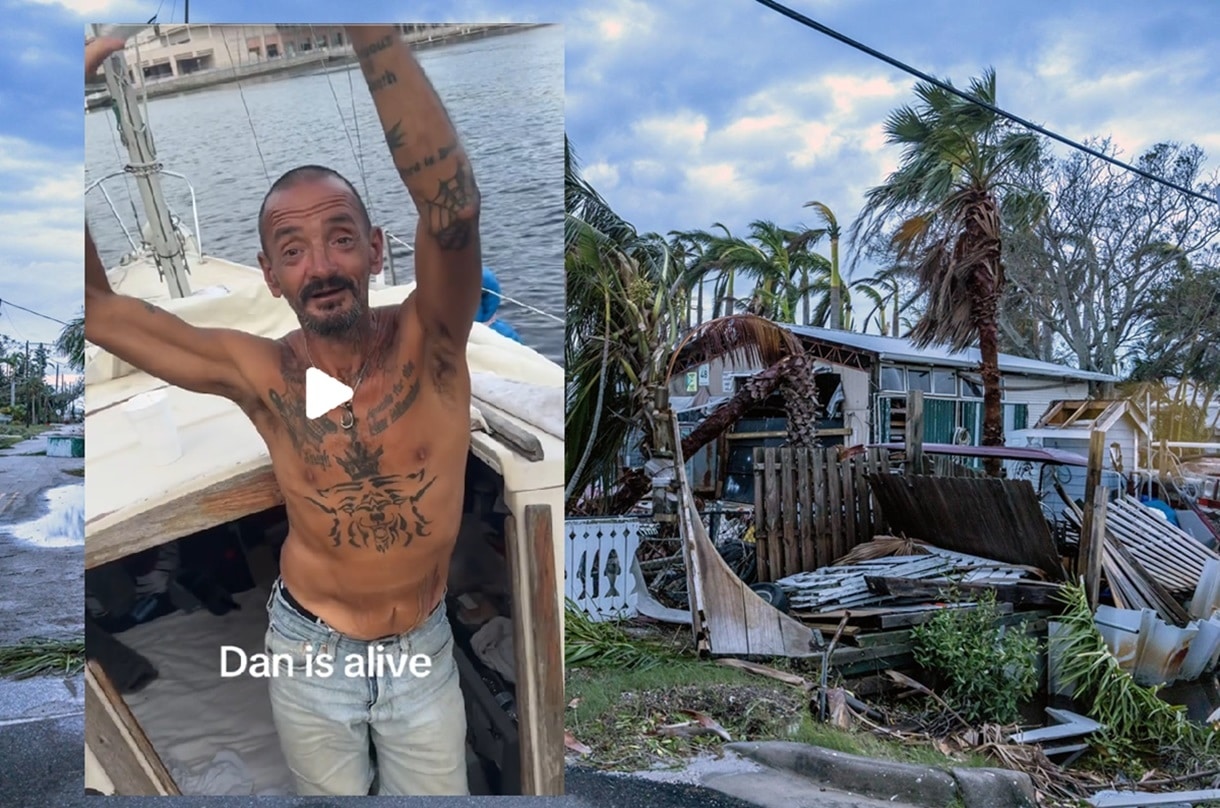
[966,199,1005,477]
[829,235,842,330]
[600,358,790,514]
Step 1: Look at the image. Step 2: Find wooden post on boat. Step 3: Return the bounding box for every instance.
[905,390,924,476]
[505,504,564,795]
[1077,428,1106,608]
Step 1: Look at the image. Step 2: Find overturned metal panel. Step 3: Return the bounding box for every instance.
[867,475,1066,579]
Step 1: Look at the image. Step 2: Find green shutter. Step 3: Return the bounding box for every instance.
[923,399,957,444]
[962,401,981,444]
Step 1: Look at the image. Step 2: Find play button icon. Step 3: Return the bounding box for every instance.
[305,367,354,419]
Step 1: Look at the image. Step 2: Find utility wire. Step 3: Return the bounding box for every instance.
[0,299,70,326]
[751,0,1219,207]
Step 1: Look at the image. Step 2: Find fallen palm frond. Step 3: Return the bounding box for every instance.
[0,637,85,679]
[832,535,930,565]
[1054,579,1217,760]
[564,600,669,671]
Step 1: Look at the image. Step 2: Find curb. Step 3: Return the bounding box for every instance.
[726,741,1038,808]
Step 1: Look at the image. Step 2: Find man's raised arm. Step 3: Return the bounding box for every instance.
[83,34,272,407]
[346,25,483,346]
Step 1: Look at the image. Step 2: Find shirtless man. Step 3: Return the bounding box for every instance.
[84,26,482,796]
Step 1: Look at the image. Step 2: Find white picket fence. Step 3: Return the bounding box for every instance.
[565,517,645,621]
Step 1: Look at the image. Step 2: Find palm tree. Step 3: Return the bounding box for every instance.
[689,220,831,324]
[802,201,844,329]
[852,68,1044,474]
[566,138,708,509]
[851,265,914,337]
[56,309,85,372]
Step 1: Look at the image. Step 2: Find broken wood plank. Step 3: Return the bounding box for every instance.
[673,418,822,658]
[85,661,180,795]
[716,658,812,688]
[476,405,545,462]
[864,576,1065,607]
[867,474,1066,579]
[86,465,283,569]
[1084,485,1107,609]
[1077,430,1106,598]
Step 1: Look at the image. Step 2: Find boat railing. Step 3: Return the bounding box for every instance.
[85,169,205,260]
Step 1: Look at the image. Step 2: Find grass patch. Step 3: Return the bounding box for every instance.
[566,658,806,771]
[0,637,85,679]
[62,467,84,477]
[790,715,992,769]
[0,436,21,450]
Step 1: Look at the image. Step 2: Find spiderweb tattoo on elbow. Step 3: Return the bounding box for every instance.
[424,162,479,250]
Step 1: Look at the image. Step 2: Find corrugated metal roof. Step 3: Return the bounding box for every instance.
[786,324,1116,382]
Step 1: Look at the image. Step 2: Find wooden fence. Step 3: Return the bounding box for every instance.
[752,447,894,582]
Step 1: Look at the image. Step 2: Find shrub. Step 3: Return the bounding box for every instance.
[911,589,1040,724]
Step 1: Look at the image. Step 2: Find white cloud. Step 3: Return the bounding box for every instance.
[632,111,708,154]
[582,160,619,189]
[17,0,145,15]
[0,134,84,345]
[568,0,657,47]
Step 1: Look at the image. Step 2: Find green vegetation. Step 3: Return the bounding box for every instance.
[565,609,997,773]
[790,716,992,770]
[911,589,1040,724]
[1054,581,1217,768]
[0,637,85,679]
[564,601,672,671]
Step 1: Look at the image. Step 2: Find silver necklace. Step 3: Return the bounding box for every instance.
[303,313,376,430]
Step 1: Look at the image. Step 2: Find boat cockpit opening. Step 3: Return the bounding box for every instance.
[83,451,523,796]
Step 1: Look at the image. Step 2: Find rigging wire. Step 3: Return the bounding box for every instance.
[105,112,144,227]
[750,0,1219,206]
[219,32,271,186]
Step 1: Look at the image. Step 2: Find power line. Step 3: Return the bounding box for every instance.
[0,298,70,326]
[751,0,1219,207]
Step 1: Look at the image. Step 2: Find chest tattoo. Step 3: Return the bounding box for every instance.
[267,350,437,552]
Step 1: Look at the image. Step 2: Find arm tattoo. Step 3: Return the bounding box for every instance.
[424,162,479,250]
[368,69,397,93]
[354,34,396,62]
[397,141,456,181]
[385,121,405,153]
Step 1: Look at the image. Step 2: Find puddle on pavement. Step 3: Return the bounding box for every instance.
[3,484,83,548]
[630,750,763,784]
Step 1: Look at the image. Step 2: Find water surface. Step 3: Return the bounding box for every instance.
[86,26,564,362]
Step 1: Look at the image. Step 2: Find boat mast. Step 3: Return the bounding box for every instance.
[92,24,192,298]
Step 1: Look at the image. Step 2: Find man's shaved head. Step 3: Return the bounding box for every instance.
[258,165,371,253]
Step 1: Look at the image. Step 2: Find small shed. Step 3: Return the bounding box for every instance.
[1008,399,1152,515]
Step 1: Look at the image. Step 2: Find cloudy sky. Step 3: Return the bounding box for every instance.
[2,0,1217,356]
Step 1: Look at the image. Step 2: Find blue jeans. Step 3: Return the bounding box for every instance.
[263,578,469,795]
